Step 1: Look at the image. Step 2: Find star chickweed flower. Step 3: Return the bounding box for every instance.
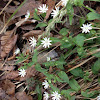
[51,7,59,18]
[61,0,69,6]
[51,91,61,100]
[47,57,51,61]
[81,23,92,33]
[42,80,49,89]
[25,11,30,20]
[97,94,100,100]
[18,69,26,77]
[14,48,20,55]
[41,37,52,48]
[29,37,37,48]
[38,4,48,13]
[43,92,49,100]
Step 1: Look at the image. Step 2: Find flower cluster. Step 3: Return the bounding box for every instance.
[29,37,52,48]
[43,91,61,100]
[38,3,60,18]
[42,80,61,100]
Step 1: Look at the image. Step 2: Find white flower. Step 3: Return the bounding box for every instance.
[29,37,37,48]
[51,7,59,18]
[14,48,20,55]
[25,11,30,20]
[18,69,26,77]
[47,57,51,61]
[42,80,49,89]
[81,23,92,33]
[38,4,48,13]
[61,0,69,6]
[97,94,100,100]
[43,92,49,100]
[51,91,61,100]
[41,37,52,48]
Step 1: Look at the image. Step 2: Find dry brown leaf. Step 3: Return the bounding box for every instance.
[0,88,17,100]
[0,65,15,71]
[45,0,55,20]
[5,0,41,19]
[0,71,19,80]
[0,80,15,95]
[15,92,33,100]
[16,19,37,30]
[23,30,43,38]
[1,30,18,58]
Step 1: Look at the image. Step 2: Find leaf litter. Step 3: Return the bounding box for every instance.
[0,0,100,100]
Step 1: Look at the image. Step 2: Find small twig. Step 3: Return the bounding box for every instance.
[84,36,100,41]
[67,56,95,72]
[0,0,13,15]
[87,48,100,56]
[23,86,28,92]
[16,82,25,89]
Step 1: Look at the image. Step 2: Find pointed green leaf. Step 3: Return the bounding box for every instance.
[92,59,100,74]
[87,12,100,20]
[57,71,69,83]
[36,22,47,28]
[69,79,80,92]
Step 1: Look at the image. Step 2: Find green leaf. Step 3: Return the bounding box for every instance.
[61,89,75,100]
[32,50,38,65]
[40,13,46,18]
[36,22,47,28]
[74,0,84,6]
[66,3,74,25]
[60,39,72,49]
[79,18,85,26]
[33,9,41,21]
[44,73,55,80]
[92,59,100,74]
[59,28,68,36]
[43,60,66,68]
[51,37,62,43]
[87,12,100,20]
[16,54,29,64]
[49,83,60,92]
[73,34,86,47]
[83,71,91,81]
[35,64,47,73]
[69,79,80,92]
[35,85,42,100]
[70,68,84,78]
[86,0,100,2]
[55,76,64,82]
[81,90,96,98]
[57,71,69,83]
[77,47,85,56]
